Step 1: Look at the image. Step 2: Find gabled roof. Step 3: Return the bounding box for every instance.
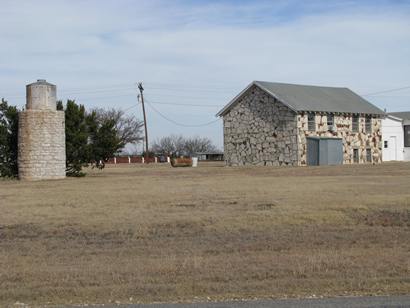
[217,81,385,117]
[388,112,410,121]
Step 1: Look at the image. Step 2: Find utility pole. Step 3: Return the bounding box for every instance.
[138,82,149,163]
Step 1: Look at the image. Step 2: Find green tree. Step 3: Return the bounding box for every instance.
[86,110,122,169]
[0,99,19,177]
[64,100,90,176]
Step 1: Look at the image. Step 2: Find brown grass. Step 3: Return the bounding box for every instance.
[1,162,410,306]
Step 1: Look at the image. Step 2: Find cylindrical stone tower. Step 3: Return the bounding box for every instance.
[18,79,66,180]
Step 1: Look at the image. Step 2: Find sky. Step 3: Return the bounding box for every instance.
[1,0,410,151]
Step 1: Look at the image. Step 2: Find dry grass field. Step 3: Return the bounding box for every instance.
[1,162,410,306]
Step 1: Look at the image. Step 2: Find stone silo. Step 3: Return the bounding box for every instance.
[18,79,66,180]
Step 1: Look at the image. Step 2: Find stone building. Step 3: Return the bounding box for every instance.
[217,81,384,166]
[18,79,66,180]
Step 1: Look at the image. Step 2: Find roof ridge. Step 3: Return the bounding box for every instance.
[254,80,348,90]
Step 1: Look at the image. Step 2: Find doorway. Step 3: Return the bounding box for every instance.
[389,136,397,161]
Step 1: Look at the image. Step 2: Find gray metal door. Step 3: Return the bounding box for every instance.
[307,138,319,166]
[326,139,343,165]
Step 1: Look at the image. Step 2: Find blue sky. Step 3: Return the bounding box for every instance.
[1,0,410,151]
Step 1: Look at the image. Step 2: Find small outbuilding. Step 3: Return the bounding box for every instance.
[382,112,410,161]
[195,152,224,161]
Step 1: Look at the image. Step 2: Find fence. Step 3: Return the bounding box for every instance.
[106,155,168,164]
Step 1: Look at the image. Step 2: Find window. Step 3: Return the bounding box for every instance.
[308,113,315,131]
[352,115,359,132]
[404,125,410,147]
[327,114,334,130]
[366,148,372,162]
[353,148,359,163]
[384,140,388,148]
[365,117,372,133]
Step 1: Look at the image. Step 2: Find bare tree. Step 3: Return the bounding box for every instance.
[151,135,217,156]
[151,135,184,156]
[91,108,144,148]
[183,136,217,155]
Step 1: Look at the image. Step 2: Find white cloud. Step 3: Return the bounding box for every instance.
[0,0,409,149]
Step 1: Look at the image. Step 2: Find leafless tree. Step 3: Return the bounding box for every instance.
[151,135,183,155]
[151,135,217,156]
[183,136,216,155]
[91,108,144,147]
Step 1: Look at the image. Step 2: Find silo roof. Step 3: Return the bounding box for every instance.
[27,79,56,87]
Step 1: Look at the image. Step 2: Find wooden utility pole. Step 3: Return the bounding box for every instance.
[138,82,149,163]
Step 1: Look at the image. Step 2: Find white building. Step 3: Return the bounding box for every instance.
[382,112,410,161]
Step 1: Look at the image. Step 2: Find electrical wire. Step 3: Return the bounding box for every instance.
[145,86,238,94]
[144,81,240,90]
[4,81,410,100]
[145,99,220,127]
[0,83,137,99]
[362,85,410,96]
[59,86,136,95]
[148,100,223,108]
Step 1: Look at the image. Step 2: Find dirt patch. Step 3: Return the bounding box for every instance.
[347,209,410,227]
[255,203,278,210]
[171,203,196,208]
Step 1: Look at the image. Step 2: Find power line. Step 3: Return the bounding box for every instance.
[145,85,238,93]
[60,93,137,100]
[123,102,140,112]
[148,100,223,108]
[1,84,137,99]
[362,85,410,96]
[59,86,136,95]
[59,83,134,92]
[144,81,241,90]
[145,99,221,127]
[147,93,229,100]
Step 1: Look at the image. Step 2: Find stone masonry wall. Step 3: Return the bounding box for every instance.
[18,110,66,180]
[297,113,382,165]
[223,85,298,166]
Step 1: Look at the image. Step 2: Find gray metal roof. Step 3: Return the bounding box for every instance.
[217,81,385,116]
[388,112,410,121]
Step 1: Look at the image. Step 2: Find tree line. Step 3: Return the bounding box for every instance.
[0,98,219,178]
[0,99,144,177]
[151,135,217,157]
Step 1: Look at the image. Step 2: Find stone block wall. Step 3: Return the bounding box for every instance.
[223,85,298,166]
[18,110,66,180]
[297,113,382,165]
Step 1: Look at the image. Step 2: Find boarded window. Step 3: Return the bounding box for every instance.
[353,148,359,163]
[327,114,334,130]
[308,113,315,131]
[365,117,372,133]
[352,115,359,132]
[405,125,410,147]
[366,148,372,162]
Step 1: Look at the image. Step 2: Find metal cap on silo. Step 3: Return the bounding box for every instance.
[26,79,57,110]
